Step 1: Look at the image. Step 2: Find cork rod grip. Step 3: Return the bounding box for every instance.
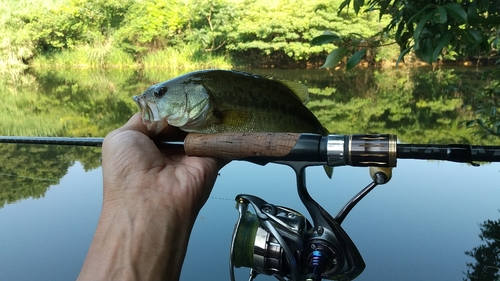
[184,132,302,160]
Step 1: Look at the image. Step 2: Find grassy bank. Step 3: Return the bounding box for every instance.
[30,44,234,71]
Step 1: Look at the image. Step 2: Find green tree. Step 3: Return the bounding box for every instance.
[226,0,390,67]
[186,0,238,53]
[114,0,189,56]
[22,0,131,52]
[315,0,500,67]
[0,1,35,72]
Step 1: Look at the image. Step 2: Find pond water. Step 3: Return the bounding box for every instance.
[1,67,499,281]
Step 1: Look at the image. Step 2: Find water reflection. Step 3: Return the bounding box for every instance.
[0,144,100,207]
[464,213,500,280]
[1,67,499,280]
[2,67,500,144]
[0,161,102,281]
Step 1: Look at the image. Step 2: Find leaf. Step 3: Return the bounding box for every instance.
[490,106,497,116]
[467,1,478,19]
[414,12,433,42]
[420,37,434,64]
[321,46,348,68]
[338,0,350,14]
[465,120,477,127]
[466,29,483,44]
[434,6,447,24]
[354,0,364,14]
[395,45,413,68]
[395,21,406,44]
[443,2,467,23]
[311,32,341,46]
[432,33,452,62]
[379,0,391,20]
[479,36,491,53]
[407,4,434,24]
[346,49,367,70]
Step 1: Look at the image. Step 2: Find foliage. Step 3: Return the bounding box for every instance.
[141,45,233,71]
[0,0,38,73]
[465,67,500,137]
[22,0,131,51]
[1,0,396,69]
[464,212,500,281]
[315,0,500,68]
[2,0,499,70]
[113,0,189,55]
[187,0,238,53]
[31,42,136,68]
[226,0,390,67]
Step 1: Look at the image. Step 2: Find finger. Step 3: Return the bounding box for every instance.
[103,113,152,154]
[120,113,150,136]
[154,124,187,141]
[122,113,187,141]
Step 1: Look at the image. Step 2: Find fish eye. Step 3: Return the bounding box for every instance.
[154,87,168,98]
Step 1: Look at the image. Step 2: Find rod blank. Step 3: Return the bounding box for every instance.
[0,136,104,147]
[397,144,500,163]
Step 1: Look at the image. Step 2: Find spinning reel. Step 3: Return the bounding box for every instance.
[229,163,393,281]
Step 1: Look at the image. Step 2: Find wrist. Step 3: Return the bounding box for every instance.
[78,198,195,281]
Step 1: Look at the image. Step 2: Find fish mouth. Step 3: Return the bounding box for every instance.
[133,95,167,135]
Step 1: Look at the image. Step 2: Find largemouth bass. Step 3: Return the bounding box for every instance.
[133,69,332,177]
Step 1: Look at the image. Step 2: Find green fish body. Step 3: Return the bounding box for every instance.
[133,69,332,177]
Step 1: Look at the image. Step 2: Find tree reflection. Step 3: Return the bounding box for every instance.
[0,144,101,208]
[464,213,500,281]
[2,67,500,208]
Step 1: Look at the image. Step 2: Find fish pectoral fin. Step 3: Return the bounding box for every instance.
[219,109,253,128]
[278,80,310,103]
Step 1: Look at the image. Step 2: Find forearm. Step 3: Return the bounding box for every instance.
[77,199,195,281]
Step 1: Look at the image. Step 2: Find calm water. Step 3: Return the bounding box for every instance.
[1,67,499,280]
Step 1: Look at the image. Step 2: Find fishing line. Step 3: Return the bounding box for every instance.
[209,196,234,201]
[0,173,58,182]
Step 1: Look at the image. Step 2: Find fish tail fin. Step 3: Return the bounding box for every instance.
[324,165,333,178]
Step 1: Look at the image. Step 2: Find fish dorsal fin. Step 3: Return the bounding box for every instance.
[278,80,310,103]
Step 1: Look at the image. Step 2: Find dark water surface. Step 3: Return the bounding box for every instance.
[1,67,499,280]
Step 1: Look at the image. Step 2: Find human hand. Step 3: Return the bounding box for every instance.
[78,113,225,281]
[101,112,224,220]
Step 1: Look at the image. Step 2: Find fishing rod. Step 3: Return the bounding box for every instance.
[1,133,500,166]
[0,136,104,147]
[3,133,500,281]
